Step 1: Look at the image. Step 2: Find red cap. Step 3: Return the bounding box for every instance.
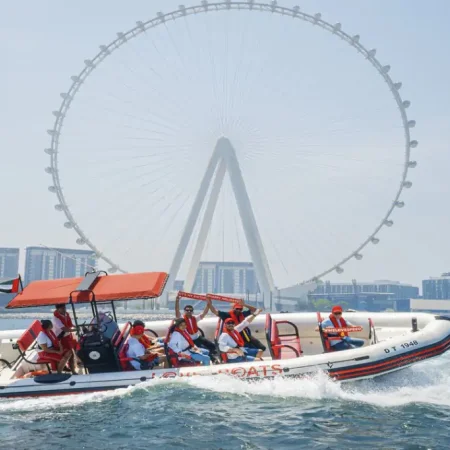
[131,325,145,336]
[233,303,243,310]
[225,318,236,325]
[332,305,343,314]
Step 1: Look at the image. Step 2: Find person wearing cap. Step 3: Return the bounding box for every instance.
[167,318,211,366]
[126,324,164,370]
[218,309,263,363]
[175,297,219,362]
[209,301,266,353]
[321,305,365,351]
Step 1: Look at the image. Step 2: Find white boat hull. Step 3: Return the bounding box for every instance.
[1,312,449,398]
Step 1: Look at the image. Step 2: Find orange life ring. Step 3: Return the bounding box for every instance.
[20,370,49,379]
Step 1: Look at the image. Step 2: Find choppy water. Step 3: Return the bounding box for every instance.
[1,318,449,449]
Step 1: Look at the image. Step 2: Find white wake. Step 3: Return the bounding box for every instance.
[1,353,449,412]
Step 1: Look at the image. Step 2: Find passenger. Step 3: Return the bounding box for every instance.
[126,324,163,370]
[132,320,164,348]
[209,301,266,353]
[321,305,365,351]
[219,309,263,363]
[175,297,219,363]
[168,318,211,366]
[37,320,74,374]
[131,320,166,362]
[52,304,77,351]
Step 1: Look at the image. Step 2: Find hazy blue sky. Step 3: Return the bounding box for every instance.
[1,1,449,290]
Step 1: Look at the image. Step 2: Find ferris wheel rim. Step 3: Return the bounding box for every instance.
[45,1,417,284]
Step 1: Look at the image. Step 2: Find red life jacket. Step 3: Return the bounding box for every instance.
[223,328,245,348]
[183,314,199,335]
[53,310,74,328]
[138,334,153,349]
[327,314,349,337]
[43,329,61,350]
[174,327,195,349]
[229,310,251,342]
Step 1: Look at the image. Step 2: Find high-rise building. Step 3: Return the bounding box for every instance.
[309,280,419,312]
[0,248,20,279]
[422,273,450,299]
[24,247,97,285]
[192,261,258,294]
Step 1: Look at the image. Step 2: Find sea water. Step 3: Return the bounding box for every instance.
[0,316,448,449]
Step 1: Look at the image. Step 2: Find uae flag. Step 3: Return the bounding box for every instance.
[0,277,21,294]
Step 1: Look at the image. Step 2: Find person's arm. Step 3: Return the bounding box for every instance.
[39,343,62,354]
[208,300,220,317]
[199,301,210,319]
[38,336,63,354]
[175,295,181,319]
[236,309,261,331]
[53,317,71,334]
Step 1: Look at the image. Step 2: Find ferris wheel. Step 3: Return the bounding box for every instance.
[45,1,417,290]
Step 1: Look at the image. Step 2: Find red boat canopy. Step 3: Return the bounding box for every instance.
[6,272,168,309]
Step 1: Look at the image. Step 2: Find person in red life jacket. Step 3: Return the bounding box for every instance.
[132,320,165,353]
[218,310,263,363]
[175,297,219,363]
[130,320,167,366]
[168,318,211,366]
[52,304,77,351]
[36,320,75,373]
[321,305,365,351]
[209,301,266,353]
[126,324,164,370]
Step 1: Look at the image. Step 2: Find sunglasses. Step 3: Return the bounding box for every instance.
[226,322,236,326]
[184,309,193,312]
[334,312,342,315]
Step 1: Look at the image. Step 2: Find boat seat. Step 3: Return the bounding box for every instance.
[114,322,134,371]
[265,314,303,360]
[113,322,132,351]
[118,342,135,371]
[16,320,58,372]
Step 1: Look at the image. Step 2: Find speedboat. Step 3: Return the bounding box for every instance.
[1,271,449,398]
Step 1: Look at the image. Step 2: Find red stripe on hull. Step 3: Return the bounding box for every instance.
[331,337,450,380]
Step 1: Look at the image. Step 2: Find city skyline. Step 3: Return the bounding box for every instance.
[4,244,450,297]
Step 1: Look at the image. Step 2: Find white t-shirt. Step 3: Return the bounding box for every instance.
[126,337,146,370]
[36,331,54,350]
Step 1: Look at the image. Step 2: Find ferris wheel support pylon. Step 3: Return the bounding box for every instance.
[184,159,227,293]
[167,138,275,308]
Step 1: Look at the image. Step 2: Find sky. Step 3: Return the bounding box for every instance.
[1,0,450,291]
